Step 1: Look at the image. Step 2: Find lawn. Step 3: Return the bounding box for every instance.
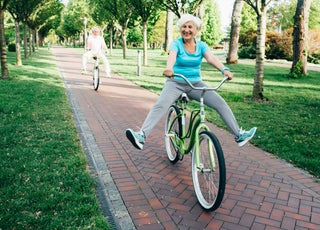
[106,48,320,178]
[0,48,110,229]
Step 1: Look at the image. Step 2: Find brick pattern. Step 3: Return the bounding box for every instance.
[54,46,320,230]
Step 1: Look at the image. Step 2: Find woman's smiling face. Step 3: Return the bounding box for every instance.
[180,21,198,40]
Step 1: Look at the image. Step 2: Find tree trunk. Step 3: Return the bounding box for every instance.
[121,29,127,59]
[195,2,204,40]
[143,20,147,66]
[291,0,311,76]
[0,9,9,79]
[109,27,113,55]
[23,23,28,59]
[252,9,267,100]
[36,29,39,49]
[15,20,22,66]
[164,9,173,53]
[32,29,35,52]
[28,27,32,56]
[226,0,244,64]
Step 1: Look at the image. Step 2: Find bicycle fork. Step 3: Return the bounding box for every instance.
[194,92,216,173]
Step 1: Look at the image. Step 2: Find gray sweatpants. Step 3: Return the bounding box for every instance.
[141,78,240,138]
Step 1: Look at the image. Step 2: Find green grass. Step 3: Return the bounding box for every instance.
[0,48,110,229]
[106,48,320,178]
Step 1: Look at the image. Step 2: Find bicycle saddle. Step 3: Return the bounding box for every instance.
[178,93,190,103]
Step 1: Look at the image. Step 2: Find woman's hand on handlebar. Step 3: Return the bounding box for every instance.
[163,69,174,78]
[223,70,233,81]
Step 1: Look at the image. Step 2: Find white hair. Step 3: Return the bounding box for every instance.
[177,14,202,30]
[92,27,100,33]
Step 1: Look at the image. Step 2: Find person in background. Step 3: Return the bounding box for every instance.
[81,27,111,78]
[126,14,257,150]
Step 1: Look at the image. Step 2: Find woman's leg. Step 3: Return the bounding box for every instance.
[82,51,92,71]
[141,79,186,137]
[100,54,111,77]
[187,81,240,137]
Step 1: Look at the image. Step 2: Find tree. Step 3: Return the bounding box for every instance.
[97,0,133,59]
[0,0,9,79]
[129,0,161,65]
[162,0,204,17]
[8,0,44,62]
[28,0,63,51]
[244,0,272,101]
[164,9,173,53]
[226,0,244,64]
[60,0,85,47]
[291,0,311,76]
[201,0,223,47]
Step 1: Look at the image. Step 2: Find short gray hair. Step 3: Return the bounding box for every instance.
[92,27,100,33]
[177,14,202,30]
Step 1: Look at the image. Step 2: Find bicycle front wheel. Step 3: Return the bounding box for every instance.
[93,66,99,91]
[192,131,226,211]
[165,105,182,164]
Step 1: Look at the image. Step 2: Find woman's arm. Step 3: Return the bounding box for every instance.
[204,50,233,80]
[163,50,177,78]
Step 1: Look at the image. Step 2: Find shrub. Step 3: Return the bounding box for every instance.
[8,43,16,52]
[238,44,256,59]
[308,52,320,64]
[265,31,292,60]
[288,60,304,79]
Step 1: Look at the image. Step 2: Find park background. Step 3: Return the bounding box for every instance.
[0,0,320,229]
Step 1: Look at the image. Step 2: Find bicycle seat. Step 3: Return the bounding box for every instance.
[178,93,190,103]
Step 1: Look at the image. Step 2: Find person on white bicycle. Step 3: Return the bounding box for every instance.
[81,27,111,78]
[126,14,257,150]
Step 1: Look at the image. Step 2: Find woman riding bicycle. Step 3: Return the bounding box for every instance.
[126,14,256,150]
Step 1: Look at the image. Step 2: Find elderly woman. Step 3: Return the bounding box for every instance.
[126,14,256,150]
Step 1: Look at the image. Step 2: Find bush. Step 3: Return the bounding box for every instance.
[308,52,320,64]
[287,60,304,79]
[238,44,256,59]
[238,29,293,61]
[265,31,292,60]
[8,43,16,52]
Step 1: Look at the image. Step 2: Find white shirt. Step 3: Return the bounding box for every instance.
[87,35,107,55]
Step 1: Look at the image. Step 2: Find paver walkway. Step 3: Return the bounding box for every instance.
[53,46,320,230]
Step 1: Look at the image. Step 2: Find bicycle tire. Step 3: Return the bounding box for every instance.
[192,131,226,211]
[165,105,182,164]
[93,66,99,91]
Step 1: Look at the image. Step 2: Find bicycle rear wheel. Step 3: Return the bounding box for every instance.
[93,66,99,91]
[192,131,226,211]
[165,105,182,164]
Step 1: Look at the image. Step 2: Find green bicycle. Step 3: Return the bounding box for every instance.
[164,73,228,211]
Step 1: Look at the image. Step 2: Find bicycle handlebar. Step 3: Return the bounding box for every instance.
[173,73,228,91]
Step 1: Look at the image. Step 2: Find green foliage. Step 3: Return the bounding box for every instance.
[288,60,304,79]
[127,26,143,46]
[240,3,257,31]
[8,43,16,52]
[239,29,294,60]
[308,52,320,64]
[201,0,223,46]
[238,44,256,59]
[265,31,292,60]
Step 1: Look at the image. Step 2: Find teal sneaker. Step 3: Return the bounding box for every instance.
[126,129,145,150]
[236,127,257,147]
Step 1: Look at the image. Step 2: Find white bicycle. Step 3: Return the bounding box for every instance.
[92,56,99,91]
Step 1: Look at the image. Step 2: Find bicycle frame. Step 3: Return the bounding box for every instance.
[169,74,228,170]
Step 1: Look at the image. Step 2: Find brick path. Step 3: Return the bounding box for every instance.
[53,46,320,230]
